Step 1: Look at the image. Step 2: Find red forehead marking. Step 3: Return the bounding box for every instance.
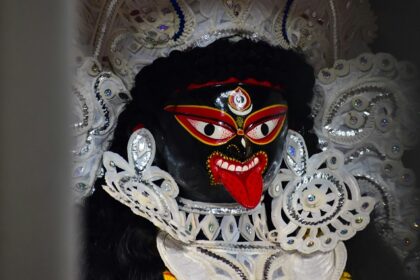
[186,77,284,91]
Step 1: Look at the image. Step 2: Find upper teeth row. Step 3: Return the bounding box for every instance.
[216,157,260,172]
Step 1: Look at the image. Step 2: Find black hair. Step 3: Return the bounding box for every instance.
[82,38,316,280]
[108,38,317,159]
[81,38,407,280]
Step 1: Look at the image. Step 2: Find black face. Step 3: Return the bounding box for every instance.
[154,84,288,208]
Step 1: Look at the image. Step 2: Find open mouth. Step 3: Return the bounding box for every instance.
[207,151,268,209]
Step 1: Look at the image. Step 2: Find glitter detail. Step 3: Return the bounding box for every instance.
[177,197,257,215]
[196,247,247,280]
[286,172,345,226]
[345,145,386,164]
[263,252,282,280]
[288,145,296,157]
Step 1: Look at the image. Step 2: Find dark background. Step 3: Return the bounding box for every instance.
[371,0,420,67]
[371,0,420,189]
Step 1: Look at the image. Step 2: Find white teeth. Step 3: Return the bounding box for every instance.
[216,157,260,172]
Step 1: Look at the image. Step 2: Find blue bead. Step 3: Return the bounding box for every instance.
[288,145,296,157]
[307,194,316,202]
[158,25,169,31]
[104,88,112,96]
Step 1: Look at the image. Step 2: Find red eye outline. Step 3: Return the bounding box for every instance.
[164,105,238,146]
[165,104,287,146]
[244,105,287,145]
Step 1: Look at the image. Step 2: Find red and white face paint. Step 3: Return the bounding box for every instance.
[162,82,287,209]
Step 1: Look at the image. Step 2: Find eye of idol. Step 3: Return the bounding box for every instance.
[244,105,288,145]
[164,105,237,146]
[187,119,235,141]
[246,118,280,140]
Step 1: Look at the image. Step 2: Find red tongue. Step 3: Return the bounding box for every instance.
[218,166,263,209]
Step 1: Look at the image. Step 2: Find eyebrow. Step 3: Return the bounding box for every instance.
[243,104,288,128]
[164,105,238,129]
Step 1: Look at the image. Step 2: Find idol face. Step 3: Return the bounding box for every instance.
[156,83,288,209]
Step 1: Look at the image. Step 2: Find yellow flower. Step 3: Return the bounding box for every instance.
[340,271,352,280]
[163,270,176,280]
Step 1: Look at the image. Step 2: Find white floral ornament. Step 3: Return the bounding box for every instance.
[72,58,131,201]
[269,130,375,254]
[102,128,192,243]
[312,53,420,267]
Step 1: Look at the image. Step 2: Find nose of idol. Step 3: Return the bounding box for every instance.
[158,83,288,208]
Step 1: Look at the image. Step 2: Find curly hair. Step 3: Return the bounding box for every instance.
[81,38,407,280]
[108,38,316,159]
[82,38,316,280]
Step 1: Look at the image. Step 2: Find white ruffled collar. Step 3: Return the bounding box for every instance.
[101,128,375,279]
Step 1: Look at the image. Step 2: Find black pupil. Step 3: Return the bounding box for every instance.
[261,123,269,136]
[204,124,215,136]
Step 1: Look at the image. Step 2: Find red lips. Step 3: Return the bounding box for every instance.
[208,151,268,209]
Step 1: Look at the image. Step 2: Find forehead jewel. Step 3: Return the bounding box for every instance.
[228,86,252,116]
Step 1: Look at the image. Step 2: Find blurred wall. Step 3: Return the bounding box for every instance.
[0,1,77,280]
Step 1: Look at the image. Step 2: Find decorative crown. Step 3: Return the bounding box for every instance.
[73,0,420,277]
[72,0,377,200]
[76,0,377,88]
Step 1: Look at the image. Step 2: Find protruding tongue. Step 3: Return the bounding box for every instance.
[218,166,263,209]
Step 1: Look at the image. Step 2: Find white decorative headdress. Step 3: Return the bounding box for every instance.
[73,0,419,278]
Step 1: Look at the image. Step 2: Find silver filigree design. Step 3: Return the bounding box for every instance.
[72,1,420,278]
[196,247,248,280]
[283,131,308,176]
[313,53,420,273]
[129,129,155,174]
[72,58,131,200]
[74,0,379,199]
[270,130,375,254]
[178,197,257,216]
[157,231,347,280]
[103,128,271,244]
[78,0,377,88]
[102,128,359,279]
